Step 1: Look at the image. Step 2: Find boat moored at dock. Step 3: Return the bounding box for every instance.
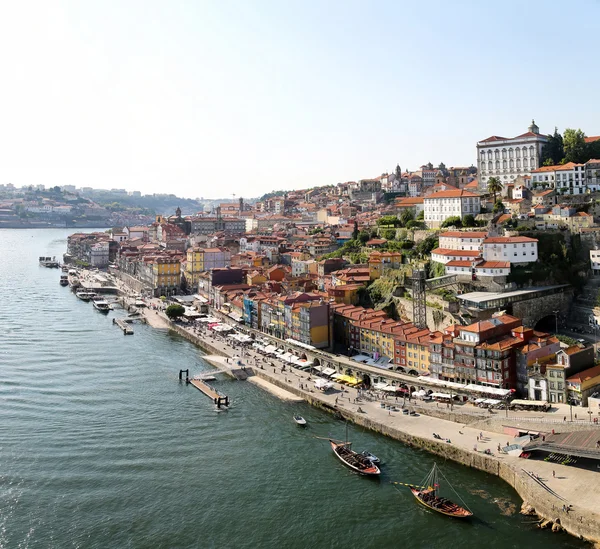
[59,275,69,286]
[92,296,111,313]
[75,290,96,301]
[39,256,59,268]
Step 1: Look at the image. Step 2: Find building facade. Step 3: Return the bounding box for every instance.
[477,121,548,189]
[423,190,481,229]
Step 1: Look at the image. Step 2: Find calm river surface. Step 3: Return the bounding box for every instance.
[0,229,585,548]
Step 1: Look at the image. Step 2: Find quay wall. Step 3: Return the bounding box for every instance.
[168,322,228,358]
[250,367,600,543]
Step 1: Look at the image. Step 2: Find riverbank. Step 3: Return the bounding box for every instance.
[106,281,599,543]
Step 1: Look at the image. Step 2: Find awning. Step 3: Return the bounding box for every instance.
[322,367,336,377]
[228,312,244,322]
[313,365,323,372]
[431,392,452,399]
[263,345,277,354]
[464,384,511,397]
[331,373,344,380]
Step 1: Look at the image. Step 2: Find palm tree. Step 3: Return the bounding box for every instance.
[487,177,503,204]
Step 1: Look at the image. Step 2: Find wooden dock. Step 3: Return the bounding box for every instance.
[181,368,229,408]
[113,318,134,335]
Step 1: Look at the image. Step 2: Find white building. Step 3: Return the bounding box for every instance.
[531,162,586,195]
[445,260,510,278]
[90,241,110,268]
[423,189,481,229]
[585,159,600,192]
[477,121,548,190]
[591,249,600,275]
[431,248,482,264]
[292,258,315,277]
[438,231,487,251]
[202,248,231,270]
[481,236,538,265]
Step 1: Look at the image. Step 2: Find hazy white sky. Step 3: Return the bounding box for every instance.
[1,1,599,199]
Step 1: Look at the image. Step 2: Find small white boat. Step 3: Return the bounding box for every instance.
[293,415,307,426]
[361,451,381,464]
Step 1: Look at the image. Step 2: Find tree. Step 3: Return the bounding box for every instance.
[352,220,359,240]
[399,208,415,227]
[487,177,503,203]
[415,235,438,257]
[382,229,396,240]
[377,215,400,227]
[358,230,370,244]
[493,200,505,214]
[563,128,588,164]
[463,214,476,227]
[165,303,185,320]
[440,216,462,228]
[540,127,564,166]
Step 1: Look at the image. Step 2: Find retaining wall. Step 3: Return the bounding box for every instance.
[249,367,600,543]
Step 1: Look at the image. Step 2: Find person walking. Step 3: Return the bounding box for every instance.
[553,470,556,478]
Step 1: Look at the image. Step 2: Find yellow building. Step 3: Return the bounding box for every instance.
[368,251,402,280]
[185,247,204,287]
[152,256,181,297]
[328,283,363,305]
[247,270,267,286]
[566,364,600,406]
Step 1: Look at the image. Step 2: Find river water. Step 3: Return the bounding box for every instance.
[0,229,585,549]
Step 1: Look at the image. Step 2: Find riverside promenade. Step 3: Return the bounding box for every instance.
[107,283,600,544]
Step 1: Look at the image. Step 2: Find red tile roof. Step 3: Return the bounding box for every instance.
[431,248,481,257]
[566,364,600,382]
[439,231,487,239]
[483,236,538,244]
[479,135,508,143]
[425,189,480,199]
[477,261,510,269]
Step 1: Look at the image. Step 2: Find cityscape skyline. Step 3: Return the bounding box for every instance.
[0,1,599,199]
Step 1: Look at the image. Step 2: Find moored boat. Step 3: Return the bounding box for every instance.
[39,256,59,268]
[59,275,69,286]
[76,290,96,301]
[330,440,380,475]
[92,296,111,313]
[407,463,472,518]
[361,450,380,464]
[293,415,307,426]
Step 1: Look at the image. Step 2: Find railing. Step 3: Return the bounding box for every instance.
[508,416,600,425]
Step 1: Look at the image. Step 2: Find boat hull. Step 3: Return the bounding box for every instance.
[330,441,380,476]
[410,488,472,518]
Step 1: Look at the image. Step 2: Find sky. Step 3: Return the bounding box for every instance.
[0,1,599,199]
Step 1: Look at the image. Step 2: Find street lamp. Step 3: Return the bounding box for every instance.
[569,398,573,422]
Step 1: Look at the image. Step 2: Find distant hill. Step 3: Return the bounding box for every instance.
[81,191,205,216]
